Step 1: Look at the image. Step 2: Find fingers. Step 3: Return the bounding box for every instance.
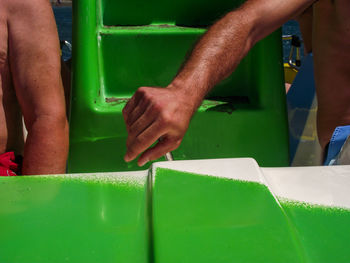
[137,137,180,166]
[124,119,167,163]
[126,105,155,148]
[123,86,189,166]
[125,98,148,128]
[122,88,143,123]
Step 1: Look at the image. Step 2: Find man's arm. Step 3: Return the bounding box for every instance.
[8,0,68,175]
[123,0,315,166]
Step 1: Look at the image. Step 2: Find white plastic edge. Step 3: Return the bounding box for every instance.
[152,158,265,184]
[262,165,350,209]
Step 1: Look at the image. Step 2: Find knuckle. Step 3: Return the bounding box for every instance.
[159,112,172,125]
[137,86,147,94]
[143,93,153,103]
[152,102,162,112]
[137,87,150,99]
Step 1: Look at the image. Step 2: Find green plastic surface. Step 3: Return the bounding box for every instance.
[102,0,245,26]
[69,0,289,173]
[1,165,350,262]
[0,173,149,262]
[152,168,304,263]
[281,201,350,263]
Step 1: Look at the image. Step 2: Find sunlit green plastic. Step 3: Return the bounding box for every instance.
[1,166,350,262]
[102,0,245,26]
[0,173,149,263]
[152,168,304,263]
[280,201,350,263]
[69,0,289,173]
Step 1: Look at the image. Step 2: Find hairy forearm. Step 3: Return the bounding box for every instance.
[122,0,315,165]
[22,116,69,175]
[170,0,314,106]
[170,8,257,106]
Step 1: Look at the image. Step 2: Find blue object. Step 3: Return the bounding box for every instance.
[287,53,316,164]
[324,125,350,165]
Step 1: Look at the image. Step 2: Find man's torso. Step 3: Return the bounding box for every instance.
[0,2,24,155]
[313,0,350,148]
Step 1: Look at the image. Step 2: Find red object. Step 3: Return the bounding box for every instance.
[0,152,19,176]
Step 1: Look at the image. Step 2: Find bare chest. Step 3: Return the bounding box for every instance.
[314,0,350,39]
[313,0,350,64]
[312,0,350,146]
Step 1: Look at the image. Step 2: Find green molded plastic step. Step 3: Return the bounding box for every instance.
[101,0,245,26]
[99,26,274,103]
[100,26,205,97]
[69,0,289,173]
[1,159,350,262]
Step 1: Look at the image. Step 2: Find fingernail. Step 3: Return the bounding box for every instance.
[124,154,131,162]
[138,158,149,167]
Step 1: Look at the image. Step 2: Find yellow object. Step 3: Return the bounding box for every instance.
[284,63,298,84]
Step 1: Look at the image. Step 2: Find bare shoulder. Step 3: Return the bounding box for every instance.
[6,0,52,20]
[6,0,51,9]
[6,0,58,46]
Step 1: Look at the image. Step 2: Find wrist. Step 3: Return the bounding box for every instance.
[167,76,208,108]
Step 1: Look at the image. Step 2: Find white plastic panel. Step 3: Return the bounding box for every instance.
[262,165,350,209]
[153,158,264,184]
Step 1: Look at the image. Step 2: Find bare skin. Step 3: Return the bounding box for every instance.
[123,0,350,166]
[0,0,69,174]
[313,0,350,148]
[297,6,313,54]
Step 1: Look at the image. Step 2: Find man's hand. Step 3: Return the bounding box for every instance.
[123,85,196,166]
[123,0,314,167]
